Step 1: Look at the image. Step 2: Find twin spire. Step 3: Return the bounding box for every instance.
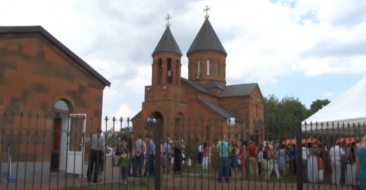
[153,6,226,56]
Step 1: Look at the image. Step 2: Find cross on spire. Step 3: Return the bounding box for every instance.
[165,14,172,28]
[203,5,210,19]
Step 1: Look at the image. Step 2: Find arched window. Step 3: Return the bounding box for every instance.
[158,58,163,85]
[216,61,219,76]
[197,61,201,76]
[54,100,69,111]
[207,60,210,75]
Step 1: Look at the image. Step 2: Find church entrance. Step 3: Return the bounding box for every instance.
[51,99,72,172]
[50,99,86,176]
[148,112,164,141]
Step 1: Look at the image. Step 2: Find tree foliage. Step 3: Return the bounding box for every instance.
[309,99,330,115]
[264,94,321,137]
[105,127,131,147]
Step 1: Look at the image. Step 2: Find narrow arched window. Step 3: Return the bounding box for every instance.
[207,60,210,75]
[197,61,201,77]
[197,61,200,73]
[216,61,219,76]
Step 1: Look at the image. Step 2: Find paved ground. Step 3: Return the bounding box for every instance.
[0,157,357,190]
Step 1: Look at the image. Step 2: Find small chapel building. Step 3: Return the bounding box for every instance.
[0,26,110,179]
[131,14,265,144]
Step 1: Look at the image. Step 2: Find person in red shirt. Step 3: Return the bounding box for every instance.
[202,142,209,169]
[248,141,257,176]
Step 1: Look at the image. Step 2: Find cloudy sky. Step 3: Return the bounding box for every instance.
[1,0,366,121]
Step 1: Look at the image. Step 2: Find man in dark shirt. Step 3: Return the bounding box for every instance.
[127,132,134,176]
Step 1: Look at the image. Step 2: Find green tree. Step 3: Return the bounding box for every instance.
[105,127,132,147]
[264,95,310,138]
[309,99,330,115]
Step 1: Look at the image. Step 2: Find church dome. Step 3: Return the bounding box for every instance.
[187,18,226,56]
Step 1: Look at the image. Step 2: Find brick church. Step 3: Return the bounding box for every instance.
[132,14,264,144]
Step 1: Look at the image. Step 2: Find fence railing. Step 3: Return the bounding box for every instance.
[0,112,364,190]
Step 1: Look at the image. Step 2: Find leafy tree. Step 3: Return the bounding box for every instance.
[309,99,330,115]
[264,95,310,138]
[105,127,132,146]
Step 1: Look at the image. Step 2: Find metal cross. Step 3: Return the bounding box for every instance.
[165,14,172,27]
[203,5,210,19]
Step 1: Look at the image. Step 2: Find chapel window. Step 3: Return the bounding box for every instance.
[197,61,201,76]
[216,61,219,76]
[207,60,210,76]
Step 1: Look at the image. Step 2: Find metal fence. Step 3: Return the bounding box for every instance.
[0,112,365,190]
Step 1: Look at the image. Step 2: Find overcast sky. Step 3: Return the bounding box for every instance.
[1,0,366,123]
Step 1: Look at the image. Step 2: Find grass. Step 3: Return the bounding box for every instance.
[170,163,298,183]
[58,178,158,190]
[53,173,300,190]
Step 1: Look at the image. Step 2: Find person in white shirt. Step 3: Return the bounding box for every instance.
[85,127,105,183]
[258,145,263,176]
[302,143,310,182]
[329,143,345,185]
[198,143,203,164]
[168,70,173,83]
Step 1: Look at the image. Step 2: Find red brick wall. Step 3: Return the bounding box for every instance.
[151,52,182,86]
[187,50,226,86]
[0,34,105,162]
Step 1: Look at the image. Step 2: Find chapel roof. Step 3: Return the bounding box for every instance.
[153,27,182,56]
[187,18,226,55]
[182,78,258,98]
[199,99,240,120]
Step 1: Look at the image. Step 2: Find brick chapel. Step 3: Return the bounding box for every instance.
[0,26,110,179]
[132,14,265,144]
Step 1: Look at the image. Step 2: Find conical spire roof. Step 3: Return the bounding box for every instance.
[187,19,227,55]
[153,27,182,55]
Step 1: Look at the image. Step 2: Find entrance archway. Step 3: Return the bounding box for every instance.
[148,112,164,141]
[51,99,72,172]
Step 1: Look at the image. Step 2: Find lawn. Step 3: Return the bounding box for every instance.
[58,178,158,190]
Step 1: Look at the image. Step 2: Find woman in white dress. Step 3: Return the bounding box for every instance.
[267,143,280,179]
[307,143,318,183]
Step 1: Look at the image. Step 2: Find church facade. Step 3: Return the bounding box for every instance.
[131,15,264,144]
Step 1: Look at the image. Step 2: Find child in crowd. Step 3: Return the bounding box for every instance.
[186,157,192,172]
[120,148,129,185]
[161,152,168,174]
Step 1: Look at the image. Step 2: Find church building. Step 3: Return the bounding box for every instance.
[131,12,264,143]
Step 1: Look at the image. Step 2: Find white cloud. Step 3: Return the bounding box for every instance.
[324,92,333,97]
[114,104,132,118]
[1,0,366,118]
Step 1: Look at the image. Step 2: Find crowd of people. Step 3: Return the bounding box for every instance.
[300,137,366,188]
[85,129,366,189]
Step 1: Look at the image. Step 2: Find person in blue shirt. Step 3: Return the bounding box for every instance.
[146,135,155,177]
[163,138,173,173]
[289,144,296,174]
[356,134,366,190]
[217,135,229,183]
